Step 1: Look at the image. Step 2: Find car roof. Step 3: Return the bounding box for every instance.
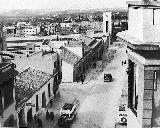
[62,103,74,111]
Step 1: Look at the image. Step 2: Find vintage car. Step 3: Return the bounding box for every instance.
[58,103,77,127]
[104,73,112,82]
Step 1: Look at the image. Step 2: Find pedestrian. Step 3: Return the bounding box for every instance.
[81,74,84,84]
[46,110,49,120]
[39,118,42,128]
[34,114,37,123]
[37,117,40,128]
[50,112,54,120]
[122,61,123,66]
[49,99,53,107]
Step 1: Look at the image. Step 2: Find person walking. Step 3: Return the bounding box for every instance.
[46,110,49,120]
[34,114,37,125]
[39,118,42,128]
[49,99,53,108]
[50,112,54,120]
[81,74,84,84]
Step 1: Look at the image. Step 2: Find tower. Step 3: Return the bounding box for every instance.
[103,12,112,45]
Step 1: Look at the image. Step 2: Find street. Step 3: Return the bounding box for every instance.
[34,42,128,128]
[55,43,128,128]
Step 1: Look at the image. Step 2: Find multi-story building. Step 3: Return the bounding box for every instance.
[0,63,18,127]
[22,26,40,36]
[117,0,160,128]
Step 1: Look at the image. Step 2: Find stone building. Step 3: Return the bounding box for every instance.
[15,67,57,127]
[0,63,18,127]
[117,0,160,128]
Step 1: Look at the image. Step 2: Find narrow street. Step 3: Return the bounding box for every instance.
[34,42,128,128]
[55,43,128,128]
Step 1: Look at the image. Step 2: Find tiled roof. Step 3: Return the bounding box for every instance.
[60,46,81,65]
[15,67,52,109]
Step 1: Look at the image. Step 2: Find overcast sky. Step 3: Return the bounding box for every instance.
[0,0,142,12]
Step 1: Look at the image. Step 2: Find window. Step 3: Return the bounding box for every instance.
[154,71,157,91]
[54,61,57,68]
[128,60,138,116]
[36,95,39,112]
[153,9,160,25]
[48,83,51,97]
[106,21,108,33]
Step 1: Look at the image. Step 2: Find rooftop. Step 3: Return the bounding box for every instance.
[66,46,82,57]
[136,50,160,59]
[78,35,95,46]
[62,103,74,111]
[15,67,52,109]
[117,31,160,50]
[127,0,160,7]
[60,46,81,65]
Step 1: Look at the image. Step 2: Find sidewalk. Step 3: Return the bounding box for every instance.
[27,96,60,128]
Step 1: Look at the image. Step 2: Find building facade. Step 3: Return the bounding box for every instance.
[117,0,160,128]
[60,36,105,82]
[15,67,56,127]
[0,63,18,127]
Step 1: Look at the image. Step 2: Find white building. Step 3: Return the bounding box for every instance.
[103,12,112,45]
[22,26,40,36]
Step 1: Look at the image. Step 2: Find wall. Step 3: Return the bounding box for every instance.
[128,7,160,43]
[13,51,58,74]
[1,102,18,127]
[20,78,54,126]
[128,7,144,41]
[127,55,145,128]
[62,61,73,82]
[137,64,144,127]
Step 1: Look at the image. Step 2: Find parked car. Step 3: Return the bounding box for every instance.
[104,73,112,82]
[58,103,77,127]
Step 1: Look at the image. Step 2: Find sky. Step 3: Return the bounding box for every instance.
[0,0,138,12]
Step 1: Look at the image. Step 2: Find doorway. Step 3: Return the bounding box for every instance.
[42,92,46,108]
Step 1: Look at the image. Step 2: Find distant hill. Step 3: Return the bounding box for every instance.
[0,8,127,17]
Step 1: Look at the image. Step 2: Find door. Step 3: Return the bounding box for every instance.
[27,108,32,122]
[42,92,46,108]
[36,95,39,112]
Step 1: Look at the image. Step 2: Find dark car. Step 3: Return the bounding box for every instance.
[104,73,112,82]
